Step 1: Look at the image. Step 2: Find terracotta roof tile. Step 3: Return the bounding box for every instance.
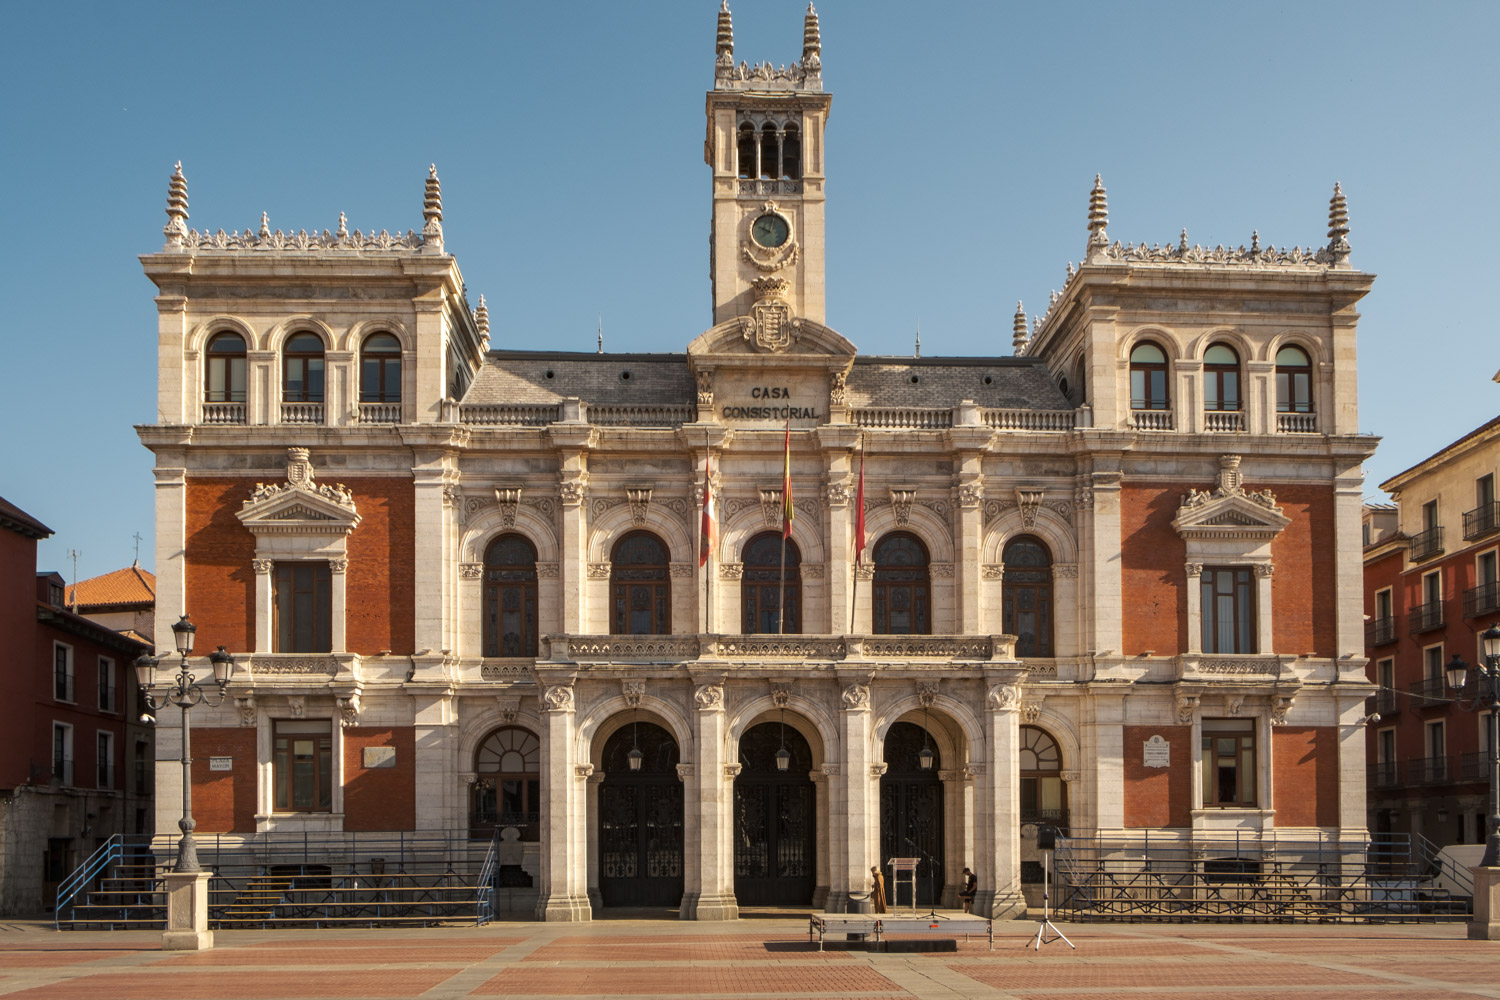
[67,564,156,609]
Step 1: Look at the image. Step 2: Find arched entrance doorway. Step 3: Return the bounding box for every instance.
[733,721,815,906]
[598,721,684,907]
[880,721,944,907]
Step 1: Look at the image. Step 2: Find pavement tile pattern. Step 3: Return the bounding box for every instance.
[0,917,1498,1000]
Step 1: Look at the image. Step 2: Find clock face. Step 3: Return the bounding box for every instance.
[751,213,790,249]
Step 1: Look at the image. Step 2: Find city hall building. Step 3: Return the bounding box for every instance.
[139,5,1378,920]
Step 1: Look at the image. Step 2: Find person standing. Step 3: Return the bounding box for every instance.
[870,866,888,914]
[959,867,978,913]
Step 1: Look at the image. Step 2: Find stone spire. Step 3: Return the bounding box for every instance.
[422,164,444,252]
[1087,174,1109,255]
[802,4,821,69]
[1326,182,1350,264]
[163,162,189,249]
[475,295,490,344]
[1012,301,1028,354]
[914,321,921,358]
[716,2,734,77]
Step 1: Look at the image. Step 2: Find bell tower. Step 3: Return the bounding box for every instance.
[705,3,831,328]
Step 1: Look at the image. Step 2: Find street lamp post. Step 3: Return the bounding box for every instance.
[134,614,234,874]
[1444,623,1500,941]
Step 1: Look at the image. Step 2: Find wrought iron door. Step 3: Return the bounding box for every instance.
[880,721,944,906]
[599,722,683,907]
[733,723,815,906]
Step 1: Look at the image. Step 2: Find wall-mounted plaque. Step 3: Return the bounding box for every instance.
[1143,735,1170,768]
[209,756,233,772]
[363,746,397,769]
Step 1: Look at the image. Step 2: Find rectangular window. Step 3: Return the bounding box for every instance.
[54,644,74,702]
[52,723,73,785]
[1200,567,1256,654]
[1480,474,1496,510]
[98,657,116,712]
[273,562,332,653]
[1375,588,1393,620]
[1423,499,1439,533]
[273,720,333,812]
[1377,727,1396,764]
[1422,570,1442,606]
[1480,551,1498,586]
[1201,718,1257,807]
[1424,644,1445,682]
[96,731,115,789]
[1425,720,1446,782]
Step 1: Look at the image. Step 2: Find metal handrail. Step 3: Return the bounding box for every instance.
[55,834,124,928]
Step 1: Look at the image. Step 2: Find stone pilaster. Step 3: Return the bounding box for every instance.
[687,678,737,919]
[535,678,590,921]
[978,673,1027,919]
[835,674,874,911]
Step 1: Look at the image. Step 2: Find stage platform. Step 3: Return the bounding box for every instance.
[807,912,994,950]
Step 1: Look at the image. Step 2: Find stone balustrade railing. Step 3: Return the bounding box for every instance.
[542,633,1016,664]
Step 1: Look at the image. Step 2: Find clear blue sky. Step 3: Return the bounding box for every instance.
[2,1,1495,581]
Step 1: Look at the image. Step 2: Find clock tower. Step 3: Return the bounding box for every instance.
[705,3,831,328]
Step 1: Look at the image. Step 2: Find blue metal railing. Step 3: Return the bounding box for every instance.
[474,829,499,925]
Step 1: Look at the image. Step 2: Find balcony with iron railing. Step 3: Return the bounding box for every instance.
[1367,760,1400,789]
[1406,676,1448,708]
[52,757,73,786]
[1460,751,1492,783]
[1463,501,1500,542]
[1366,616,1398,646]
[1464,581,1500,619]
[1406,755,1456,785]
[96,762,114,789]
[1408,525,1444,562]
[1408,600,1445,635]
[1372,687,1401,717]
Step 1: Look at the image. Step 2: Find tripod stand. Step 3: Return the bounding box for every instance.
[900,838,945,921]
[1031,845,1074,950]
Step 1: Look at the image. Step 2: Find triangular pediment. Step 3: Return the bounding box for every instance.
[1173,492,1290,539]
[238,484,360,536]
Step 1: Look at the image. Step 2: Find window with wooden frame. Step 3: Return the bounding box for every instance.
[273,719,332,812]
[1201,717,1257,806]
[1275,345,1312,413]
[54,643,74,703]
[872,532,931,635]
[359,333,402,403]
[205,332,247,402]
[282,332,326,403]
[273,562,332,653]
[97,656,116,712]
[1129,342,1169,410]
[483,534,538,657]
[610,531,671,635]
[741,531,800,634]
[1202,343,1241,411]
[1200,567,1255,654]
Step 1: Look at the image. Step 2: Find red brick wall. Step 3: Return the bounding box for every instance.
[341,479,414,656]
[185,480,257,654]
[184,476,414,656]
[1269,485,1337,658]
[342,727,415,831]
[1273,726,1338,827]
[190,727,257,833]
[1120,485,1188,655]
[1122,724,1191,828]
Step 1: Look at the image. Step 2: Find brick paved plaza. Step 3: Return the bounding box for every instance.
[2,917,1498,1000]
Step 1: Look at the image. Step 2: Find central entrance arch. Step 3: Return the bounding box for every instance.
[733,721,815,906]
[598,722,684,907]
[880,721,945,907]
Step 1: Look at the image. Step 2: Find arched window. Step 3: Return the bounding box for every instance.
[873,532,930,635]
[1019,726,1066,827]
[781,122,801,180]
[1203,343,1240,411]
[1129,342,1168,410]
[1276,345,1313,413]
[611,531,670,635]
[1002,536,1053,657]
[742,532,800,634]
[737,122,756,179]
[472,726,540,841]
[360,333,402,404]
[282,332,325,403]
[204,332,246,403]
[759,123,778,180]
[483,534,538,657]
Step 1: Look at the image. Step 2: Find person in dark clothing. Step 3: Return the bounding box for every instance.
[959,867,978,913]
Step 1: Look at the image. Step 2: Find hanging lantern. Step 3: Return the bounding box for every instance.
[775,707,791,771]
[628,712,644,771]
[918,704,935,770]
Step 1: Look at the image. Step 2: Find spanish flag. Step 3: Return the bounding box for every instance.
[854,438,866,563]
[699,450,716,568]
[782,419,794,539]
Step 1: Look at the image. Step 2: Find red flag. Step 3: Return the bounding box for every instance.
[782,419,794,539]
[854,440,866,563]
[699,450,716,567]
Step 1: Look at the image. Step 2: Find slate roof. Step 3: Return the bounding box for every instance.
[461,351,1070,411]
[0,495,53,540]
[68,564,156,610]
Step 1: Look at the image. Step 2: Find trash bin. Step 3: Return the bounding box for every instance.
[369,857,386,876]
[846,891,872,914]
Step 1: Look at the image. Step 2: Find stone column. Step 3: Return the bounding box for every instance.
[410,448,449,661]
[979,675,1026,918]
[329,558,348,652]
[153,460,188,649]
[939,768,965,909]
[950,418,989,634]
[816,424,859,635]
[687,679,737,919]
[535,679,589,920]
[251,558,273,654]
[810,767,831,909]
[835,675,874,912]
[820,762,845,911]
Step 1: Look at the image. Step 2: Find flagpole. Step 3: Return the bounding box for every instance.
[850,434,865,635]
[779,418,791,635]
[704,431,711,636]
